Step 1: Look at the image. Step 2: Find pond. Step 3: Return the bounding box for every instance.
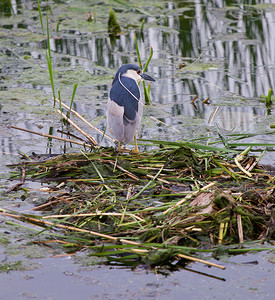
[0,0,274,299]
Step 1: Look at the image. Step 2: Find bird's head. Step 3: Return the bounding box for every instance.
[112,64,155,85]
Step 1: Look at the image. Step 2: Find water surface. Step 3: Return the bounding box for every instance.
[0,0,274,299]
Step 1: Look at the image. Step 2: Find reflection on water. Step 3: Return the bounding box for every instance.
[0,0,274,160]
[0,3,274,298]
[46,1,274,126]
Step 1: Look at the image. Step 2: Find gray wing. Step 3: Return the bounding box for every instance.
[123,100,143,144]
[107,97,125,142]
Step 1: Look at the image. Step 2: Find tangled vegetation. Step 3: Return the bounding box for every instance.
[4,139,274,268]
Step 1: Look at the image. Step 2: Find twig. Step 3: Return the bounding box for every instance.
[30,200,60,211]
[128,165,164,201]
[246,151,265,172]
[234,147,252,177]
[106,160,140,181]
[0,211,141,246]
[54,98,115,142]
[42,212,145,222]
[56,109,97,146]
[237,214,244,243]
[150,116,168,127]
[177,253,225,270]
[6,182,24,193]
[146,174,170,184]
[131,248,225,270]
[218,222,225,244]
[57,129,85,142]
[208,107,220,126]
[10,125,93,149]
[2,210,225,269]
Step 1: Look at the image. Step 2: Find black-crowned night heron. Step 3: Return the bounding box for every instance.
[107,64,155,152]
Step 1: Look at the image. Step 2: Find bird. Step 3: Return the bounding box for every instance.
[107,64,155,152]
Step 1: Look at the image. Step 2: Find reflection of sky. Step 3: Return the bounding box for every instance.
[1,0,275,163]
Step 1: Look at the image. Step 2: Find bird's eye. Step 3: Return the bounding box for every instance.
[137,70,141,74]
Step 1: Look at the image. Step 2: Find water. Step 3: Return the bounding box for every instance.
[1,1,274,156]
[0,251,274,299]
[0,0,274,299]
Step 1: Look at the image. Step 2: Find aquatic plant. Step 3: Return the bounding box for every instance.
[108,8,121,36]
[6,114,275,267]
[135,35,154,105]
[3,0,274,270]
[260,88,274,115]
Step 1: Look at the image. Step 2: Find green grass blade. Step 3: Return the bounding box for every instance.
[68,83,78,118]
[37,0,44,34]
[135,35,142,68]
[128,165,164,201]
[139,139,240,153]
[46,14,55,102]
[135,36,153,105]
[58,90,63,125]
[212,158,237,179]
[143,46,153,73]
[228,143,275,147]
[267,88,273,105]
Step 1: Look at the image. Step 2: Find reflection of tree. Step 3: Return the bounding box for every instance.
[46,1,273,133]
[166,0,273,132]
[0,0,12,17]
[1,0,274,155]
[185,0,275,99]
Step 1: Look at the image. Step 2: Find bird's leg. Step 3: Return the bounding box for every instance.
[118,141,122,152]
[133,133,139,153]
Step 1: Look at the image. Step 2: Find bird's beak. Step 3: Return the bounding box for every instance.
[140,73,155,82]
